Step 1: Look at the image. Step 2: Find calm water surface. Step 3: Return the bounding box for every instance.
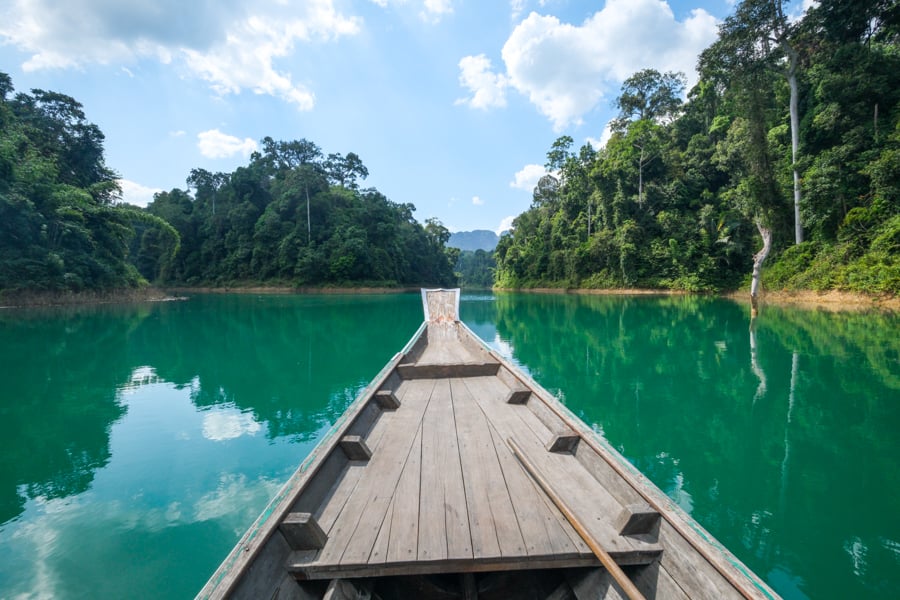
[0,292,897,599]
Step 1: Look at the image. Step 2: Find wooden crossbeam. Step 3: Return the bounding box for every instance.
[505,386,531,404]
[615,503,660,536]
[339,435,372,461]
[546,429,580,453]
[280,513,327,551]
[396,362,500,380]
[375,389,401,410]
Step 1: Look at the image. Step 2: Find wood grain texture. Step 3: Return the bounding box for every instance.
[315,379,434,568]
[386,427,423,563]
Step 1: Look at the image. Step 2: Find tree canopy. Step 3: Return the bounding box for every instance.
[0,73,457,296]
[136,142,457,288]
[0,77,145,293]
[495,1,899,295]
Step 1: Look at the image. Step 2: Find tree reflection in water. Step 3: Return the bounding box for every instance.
[476,292,899,600]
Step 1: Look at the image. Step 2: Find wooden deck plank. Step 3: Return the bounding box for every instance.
[415,322,498,368]
[485,419,587,559]
[337,379,434,566]
[368,498,394,565]
[315,379,435,568]
[467,376,658,563]
[451,378,527,559]
[544,493,594,556]
[436,379,473,561]
[462,375,552,557]
[314,404,395,534]
[452,377,501,560]
[417,379,450,562]
[362,490,394,569]
[386,426,423,563]
[313,463,366,536]
[465,377,591,557]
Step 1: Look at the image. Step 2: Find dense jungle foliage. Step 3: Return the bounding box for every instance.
[0,73,152,293]
[134,139,457,288]
[455,249,497,289]
[2,0,898,299]
[0,74,457,294]
[495,0,900,294]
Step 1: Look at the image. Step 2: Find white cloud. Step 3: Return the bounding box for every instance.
[461,0,719,130]
[0,0,360,109]
[585,122,614,150]
[510,163,547,191]
[181,6,362,110]
[202,409,262,441]
[455,54,509,109]
[194,473,281,527]
[368,0,454,23]
[472,196,484,206]
[422,0,454,22]
[197,129,258,159]
[119,179,162,207]
[496,215,515,234]
[169,130,186,137]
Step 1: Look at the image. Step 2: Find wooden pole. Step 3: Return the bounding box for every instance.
[507,438,646,600]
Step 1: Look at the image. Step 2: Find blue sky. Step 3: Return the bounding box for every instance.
[1,0,763,233]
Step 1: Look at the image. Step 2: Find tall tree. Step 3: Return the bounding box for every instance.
[324,152,369,189]
[612,68,686,131]
[610,70,684,207]
[545,135,574,174]
[713,0,805,244]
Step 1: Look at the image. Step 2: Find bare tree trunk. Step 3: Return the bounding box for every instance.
[787,49,803,244]
[874,102,879,143]
[750,221,773,319]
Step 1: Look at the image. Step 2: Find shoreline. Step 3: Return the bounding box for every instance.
[0,287,182,309]
[727,289,900,312]
[2,284,896,312]
[494,286,899,312]
[163,285,420,295]
[0,285,420,308]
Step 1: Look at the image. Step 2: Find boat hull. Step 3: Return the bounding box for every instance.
[197,290,779,600]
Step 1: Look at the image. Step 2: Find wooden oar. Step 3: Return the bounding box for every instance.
[507,438,647,600]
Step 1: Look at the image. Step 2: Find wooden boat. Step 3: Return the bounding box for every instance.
[197,289,779,600]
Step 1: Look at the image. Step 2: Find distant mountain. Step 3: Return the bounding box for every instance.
[448,230,499,251]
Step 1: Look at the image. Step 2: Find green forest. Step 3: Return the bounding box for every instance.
[496,0,900,297]
[1,0,898,301]
[133,140,457,288]
[0,75,457,295]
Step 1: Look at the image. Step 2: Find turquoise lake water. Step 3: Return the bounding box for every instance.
[0,292,897,598]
